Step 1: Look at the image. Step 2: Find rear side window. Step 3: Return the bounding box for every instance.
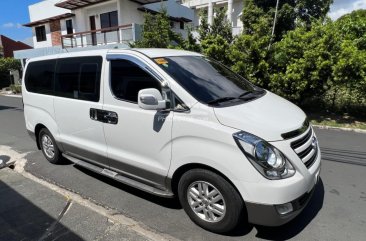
[25,60,56,95]
[55,56,102,102]
[110,59,161,103]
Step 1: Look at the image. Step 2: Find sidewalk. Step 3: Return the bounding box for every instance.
[0,168,149,241]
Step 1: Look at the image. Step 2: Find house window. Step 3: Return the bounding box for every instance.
[66,19,73,34]
[100,11,118,29]
[170,21,175,28]
[35,26,46,42]
[180,21,184,30]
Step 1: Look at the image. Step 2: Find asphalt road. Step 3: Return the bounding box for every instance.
[1,95,366,241]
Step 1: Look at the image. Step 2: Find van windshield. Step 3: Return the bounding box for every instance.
[153,56,265,106]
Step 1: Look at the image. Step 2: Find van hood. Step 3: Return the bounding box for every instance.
[213,91,306,141]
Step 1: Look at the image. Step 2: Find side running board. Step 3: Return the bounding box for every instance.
[62,153,174,198]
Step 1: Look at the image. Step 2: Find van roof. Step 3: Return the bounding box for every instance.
[27,48,202,62]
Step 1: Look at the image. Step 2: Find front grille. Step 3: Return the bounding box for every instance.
[290,127,318,169]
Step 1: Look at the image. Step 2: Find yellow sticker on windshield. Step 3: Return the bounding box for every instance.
[154,58,168,65]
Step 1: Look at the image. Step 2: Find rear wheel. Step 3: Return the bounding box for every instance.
[39,128,63,164]
[178,169,245,233]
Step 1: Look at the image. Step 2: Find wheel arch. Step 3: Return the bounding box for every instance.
[34,123,47,150]
[170,163,243,203]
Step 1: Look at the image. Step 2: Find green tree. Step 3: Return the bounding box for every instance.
[0,58,21,73]
[182,26,201,52]
[201,35,231,65]
[198,7,233,43]
[133,9,183,48]
[210,7,233,43]
[198,7,233,63]
[0,58,22,88]
[230,22,271,87]
[268,10,366,109]
[269,22,334,102]
[242,0,333,40]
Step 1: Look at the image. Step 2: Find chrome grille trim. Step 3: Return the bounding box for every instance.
[290,127,317,169]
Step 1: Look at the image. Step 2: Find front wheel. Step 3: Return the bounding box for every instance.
[39,128,63,164]
[178,169,245,233]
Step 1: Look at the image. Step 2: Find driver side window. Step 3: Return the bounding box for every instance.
[110,59,162,103]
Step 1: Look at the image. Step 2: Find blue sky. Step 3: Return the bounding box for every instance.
[0,0,40,45]
[0,0,365,45]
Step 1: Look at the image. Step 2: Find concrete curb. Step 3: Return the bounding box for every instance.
[0,94,22,98]
[0,145,180,241]
[312,124,366,134]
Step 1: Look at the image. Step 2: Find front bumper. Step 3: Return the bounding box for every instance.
[245,176,318,226]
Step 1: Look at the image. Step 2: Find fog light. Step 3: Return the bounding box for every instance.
[275,203,293,215]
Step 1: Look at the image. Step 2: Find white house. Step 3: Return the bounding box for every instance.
[181,0,244,35]
[15,0,193,64]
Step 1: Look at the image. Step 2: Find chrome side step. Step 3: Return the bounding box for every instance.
[62,153,174,198]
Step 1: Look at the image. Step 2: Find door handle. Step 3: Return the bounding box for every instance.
[90,108,118,124]
[103,112,118,124]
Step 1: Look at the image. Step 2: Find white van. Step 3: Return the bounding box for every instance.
[22,48,321,233]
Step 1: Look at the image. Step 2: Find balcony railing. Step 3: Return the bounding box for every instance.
[61,24,135,49]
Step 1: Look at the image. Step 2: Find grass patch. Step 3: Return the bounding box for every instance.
[307,112,366,130]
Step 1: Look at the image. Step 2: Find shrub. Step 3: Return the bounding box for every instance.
[10,84,22,94]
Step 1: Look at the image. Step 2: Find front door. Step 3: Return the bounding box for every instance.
[89,16,97,46]
[103,55,172,188]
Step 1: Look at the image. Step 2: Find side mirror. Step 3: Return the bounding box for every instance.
[138,88,167,110]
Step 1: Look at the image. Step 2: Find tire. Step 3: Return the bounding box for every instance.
[178,169,245,233]
[38,128,63,164]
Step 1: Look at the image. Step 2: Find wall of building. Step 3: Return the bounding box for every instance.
[119,0,145,25]
[186,0,244,31]
[29,0,70,22]
[60,17,75,36]
[32,23,53,49]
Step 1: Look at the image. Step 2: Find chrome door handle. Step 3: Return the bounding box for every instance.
[103,112,118,124]
[90,108,118,125]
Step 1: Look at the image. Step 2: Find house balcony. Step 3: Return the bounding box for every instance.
[61,23,141,49]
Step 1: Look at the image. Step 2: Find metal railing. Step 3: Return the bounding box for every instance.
[61,24,134,49]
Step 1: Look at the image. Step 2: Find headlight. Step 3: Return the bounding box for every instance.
[233,131,295,180]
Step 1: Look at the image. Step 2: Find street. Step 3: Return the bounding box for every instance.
[0,95,365,241]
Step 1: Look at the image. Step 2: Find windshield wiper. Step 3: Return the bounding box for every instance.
[238,90,264,100]
[207,97,237,105]
[238,90,255,98]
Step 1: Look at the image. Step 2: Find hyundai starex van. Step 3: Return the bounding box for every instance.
[22,48,321,233]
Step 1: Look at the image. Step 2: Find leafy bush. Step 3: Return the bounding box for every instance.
[10,84,22,94]
[0,58,21,88]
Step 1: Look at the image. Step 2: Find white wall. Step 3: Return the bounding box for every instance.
[32,23,53,49]
[85,1,119,30]
[29,0,70,22]
[187,0,243,29]
[69,0,144,33]
[119,0,144,25]
[60,18,76,36]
